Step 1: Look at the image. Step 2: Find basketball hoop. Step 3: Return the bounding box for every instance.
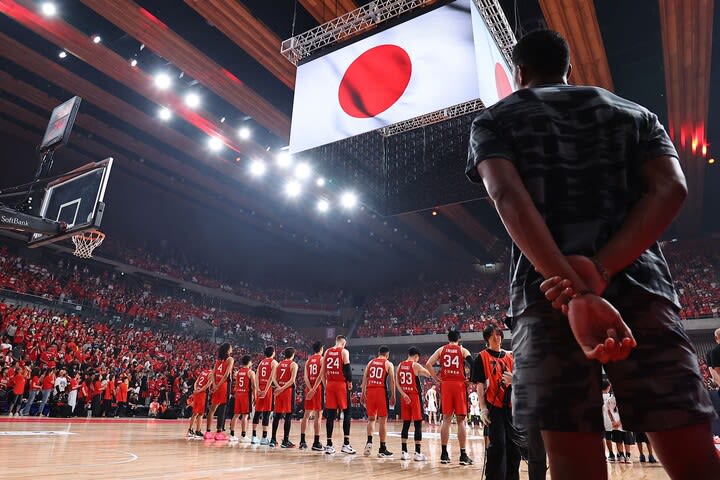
[71,230,105,258]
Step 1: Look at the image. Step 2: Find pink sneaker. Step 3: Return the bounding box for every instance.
[203,432,215,440]
[214,432,227,441]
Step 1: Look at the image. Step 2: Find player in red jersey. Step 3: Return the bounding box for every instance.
[205,343,234,441]
[252,346,278,445]
[300,341,325,451]
[229,355,255,443]
[360,345,396,458]
[426,329,474,465]
[270,347,299,448]
[397,346,434,461]
[188,367,211,439]
[319,335,355,454]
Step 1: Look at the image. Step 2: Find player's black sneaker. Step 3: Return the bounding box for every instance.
[459,453,473,466]
[281,440,295,449]
[440,452,451,464]
[299,441,308,450]
[311,442,325,452]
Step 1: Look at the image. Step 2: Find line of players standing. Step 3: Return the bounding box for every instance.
[184,331,477,466]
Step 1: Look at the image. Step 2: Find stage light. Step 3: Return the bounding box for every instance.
[154,72,172,90]
[92,35,102,44]
[208,137,223,152]
[249,159,266,177]
[276,152,291,168]
[432,210,438,216]
[317,199,330,213]
[184,92,201,109]
[709,158,716,165]
[316,177,326,187]
[294,162,311,180]
[238,127,251,140]
[157,107,172,121]
[41,2,57,17]
[340,192,357,209]
[701,144,708,157]
[58,51,67,59]
[130,58,138,67]
[285,181,301,198]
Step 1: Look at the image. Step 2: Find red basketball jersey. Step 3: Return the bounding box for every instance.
[324,346,344,382]
[366,358,388,389]
[257,357,274,390]
[276,359,294,387]
[196,370,210,391]
[234,367,251,393]
[213,359,229,385]
[305,354,322,386]
[439,344,466,381]
[397,360,418,394]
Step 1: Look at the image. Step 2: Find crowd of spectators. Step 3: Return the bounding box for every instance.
[353,237,720,338]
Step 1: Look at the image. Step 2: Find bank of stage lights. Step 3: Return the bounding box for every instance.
[40,2,57,17]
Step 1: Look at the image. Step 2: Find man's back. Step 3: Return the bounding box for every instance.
[467,84,679,316]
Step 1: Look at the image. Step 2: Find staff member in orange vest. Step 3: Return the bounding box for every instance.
[472,324,521,480]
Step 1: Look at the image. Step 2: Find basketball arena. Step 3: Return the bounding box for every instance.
[1,1,719,479]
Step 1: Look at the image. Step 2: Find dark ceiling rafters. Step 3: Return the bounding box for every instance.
[183,0,295,90]
[300,0,359,24]
[659,0,713,234]
[398,213,480,263]
[538,0,614,90]
[2,0,265,158]
[441,204,499,252]
[0,32,396,263]
[78,0,290,139]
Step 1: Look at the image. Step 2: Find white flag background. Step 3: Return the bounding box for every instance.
[471,3,515,106]
[289,0,479,153]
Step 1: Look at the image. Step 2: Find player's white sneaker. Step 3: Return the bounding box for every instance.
[325,445,336,455]
[341,444,356,454]
[260,438,270,446]
[401,451,411,461]
[251,436,259,444]
[414,453,427,462]
[363,443,372,456]
[228,435,239,443]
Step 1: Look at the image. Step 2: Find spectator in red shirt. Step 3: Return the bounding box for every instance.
[20,367,41,416]
[8,366,29,415]
[36,367,55,417]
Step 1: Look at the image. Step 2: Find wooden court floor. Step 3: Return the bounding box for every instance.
[0,417,671,480]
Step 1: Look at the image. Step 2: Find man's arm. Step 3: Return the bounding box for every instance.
[594,156,686,277]
[709,367,720,387]
[386,361,396,405]
[475,158,592,292]
[425,348,443,382]
[360,363,370,401]
[413,363,433,379]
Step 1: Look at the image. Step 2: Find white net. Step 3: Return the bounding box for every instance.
[71,230,105,258]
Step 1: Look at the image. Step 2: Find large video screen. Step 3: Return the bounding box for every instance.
[290,0,479,153]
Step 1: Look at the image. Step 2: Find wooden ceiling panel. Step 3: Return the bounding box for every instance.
[184,0,295,90]
[78,0,290,139]
[300,0,358,24]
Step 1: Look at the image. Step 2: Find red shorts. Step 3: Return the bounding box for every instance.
[255,388,273,412]
[193,391,206,415]
[365,388,388,417]
[400,392,423,421]
[211,383,228,405]
[325,381,348,410]
[233,391,251,415]
[304,386,323,411]
[441,380,467,416]
[275,389,293,414]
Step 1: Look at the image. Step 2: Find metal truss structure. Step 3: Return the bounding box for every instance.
[281,0,436,66]
[281,0,517,136]
[378,99,485,136]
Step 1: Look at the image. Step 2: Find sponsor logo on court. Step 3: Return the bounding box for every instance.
[0,431,76,436]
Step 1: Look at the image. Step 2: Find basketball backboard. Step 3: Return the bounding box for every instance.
[28,158,113,248]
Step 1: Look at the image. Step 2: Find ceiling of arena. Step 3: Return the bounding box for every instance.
[0,0,717,289]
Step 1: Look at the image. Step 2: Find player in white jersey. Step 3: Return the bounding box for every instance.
[468,390,481,427]
[425,385,438,425]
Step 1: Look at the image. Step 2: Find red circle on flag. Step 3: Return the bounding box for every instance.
[495,62,513,100]
[338,44,412,118]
